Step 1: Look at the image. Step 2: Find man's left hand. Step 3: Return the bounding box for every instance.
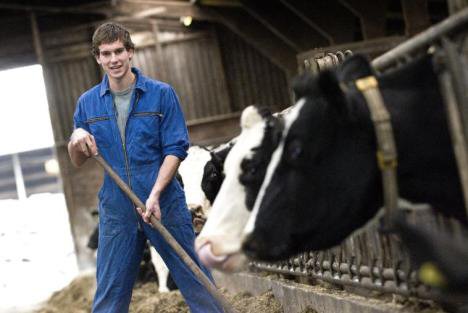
[137,193,161,224]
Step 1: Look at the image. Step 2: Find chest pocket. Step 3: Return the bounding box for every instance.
[86,116,113,148]
[131,112,163,149]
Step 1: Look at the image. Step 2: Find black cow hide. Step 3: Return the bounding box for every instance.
[243,54,466,261]
[201,144,232,204]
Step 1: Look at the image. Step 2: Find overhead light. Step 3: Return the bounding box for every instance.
[180,16,193,27]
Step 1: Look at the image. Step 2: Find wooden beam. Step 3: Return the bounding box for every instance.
[187,112,241,146]
[401,0,430,36]
[192,0,242,7]
[280,0,356,44]
[340,0,387,39]
[115,1,215,20]
[239,0,329,52]
[0,2,110,16]
[150,21,168,81]
[278,0,333,45]
[207,6,297,76]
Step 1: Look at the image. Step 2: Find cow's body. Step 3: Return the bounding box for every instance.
[243,54,466,261]
[196,106,283,271]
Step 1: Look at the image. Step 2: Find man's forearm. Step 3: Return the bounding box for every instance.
[150,155,181,197]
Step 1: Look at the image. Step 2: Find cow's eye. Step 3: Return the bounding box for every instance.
[287,140,303,162]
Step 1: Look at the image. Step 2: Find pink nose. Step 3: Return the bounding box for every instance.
[197,243,227,269]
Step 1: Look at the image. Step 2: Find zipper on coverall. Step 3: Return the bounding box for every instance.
[114,92,143,231]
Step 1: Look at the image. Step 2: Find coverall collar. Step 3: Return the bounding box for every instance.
[99,67,147,97]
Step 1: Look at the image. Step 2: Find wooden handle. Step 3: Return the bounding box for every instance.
[92,154,238,313]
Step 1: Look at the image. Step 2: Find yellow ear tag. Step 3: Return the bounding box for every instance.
[418,262,448,288]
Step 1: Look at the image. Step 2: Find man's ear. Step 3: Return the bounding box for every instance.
[95,55,102,65]
[128,48,134,61]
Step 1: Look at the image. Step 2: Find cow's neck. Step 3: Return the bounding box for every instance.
[378,55,464,219]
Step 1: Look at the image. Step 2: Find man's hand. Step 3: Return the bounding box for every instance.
[70,128,98,157]
[137,192,161,224]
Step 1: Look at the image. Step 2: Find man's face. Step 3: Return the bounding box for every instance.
[96,40,134,81]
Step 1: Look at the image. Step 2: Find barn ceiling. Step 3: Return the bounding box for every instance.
[0,0,450,71]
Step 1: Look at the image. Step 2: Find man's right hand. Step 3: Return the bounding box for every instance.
[70,128,98,157]
[68,128,98,167]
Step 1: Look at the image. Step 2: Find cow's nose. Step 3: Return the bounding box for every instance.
[197,243,227,268]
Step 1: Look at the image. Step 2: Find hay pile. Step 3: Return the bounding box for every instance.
[35,273,284,313]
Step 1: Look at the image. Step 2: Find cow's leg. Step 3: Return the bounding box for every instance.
[149,245,170,293]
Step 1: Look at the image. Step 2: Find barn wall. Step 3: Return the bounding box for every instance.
[131,27,232,121]
[215,24,292,113]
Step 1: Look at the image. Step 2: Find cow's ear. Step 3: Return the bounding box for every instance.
[257,106,272,119]
[210,152,222,166]
[338,54,375,83]
[240,105,263,129]
[317,70,347,116]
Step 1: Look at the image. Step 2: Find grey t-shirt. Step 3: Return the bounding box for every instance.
[111,84,135,145]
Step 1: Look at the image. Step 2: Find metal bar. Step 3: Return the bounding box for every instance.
[437,61,468,218]
[92,154,238,313]
[12,154,27,200]
[372,7,468,69]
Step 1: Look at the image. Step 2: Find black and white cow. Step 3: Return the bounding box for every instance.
[393,213,468,294]
[201,143,234,205]
[196,105,283,271]
[242,54,467,262]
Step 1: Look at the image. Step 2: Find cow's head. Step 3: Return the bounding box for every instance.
[201,143,233,204]
[242,59,382,261]
[178,146,212,230]
[196,105,283,271]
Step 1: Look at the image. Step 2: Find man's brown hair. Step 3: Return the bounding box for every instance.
[92,22,135,56]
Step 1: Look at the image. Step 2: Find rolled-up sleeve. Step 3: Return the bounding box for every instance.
[160,86,190,160]
[73,97,90,133]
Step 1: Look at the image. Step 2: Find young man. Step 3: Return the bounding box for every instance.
[68,22,223,313]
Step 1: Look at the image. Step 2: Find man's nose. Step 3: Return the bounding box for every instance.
[110,52,118,62]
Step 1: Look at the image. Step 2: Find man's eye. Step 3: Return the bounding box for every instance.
[115,48,125,55]
[101,52,111,57]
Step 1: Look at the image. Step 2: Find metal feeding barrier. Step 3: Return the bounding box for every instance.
[248,7,468,300]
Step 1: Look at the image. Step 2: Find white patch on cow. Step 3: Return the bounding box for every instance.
[243,98,306,236]
[149,245,170,293]
[196,106,267,256]
[179,146,212,214]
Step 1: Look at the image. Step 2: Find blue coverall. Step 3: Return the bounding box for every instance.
[73,68,223,313]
